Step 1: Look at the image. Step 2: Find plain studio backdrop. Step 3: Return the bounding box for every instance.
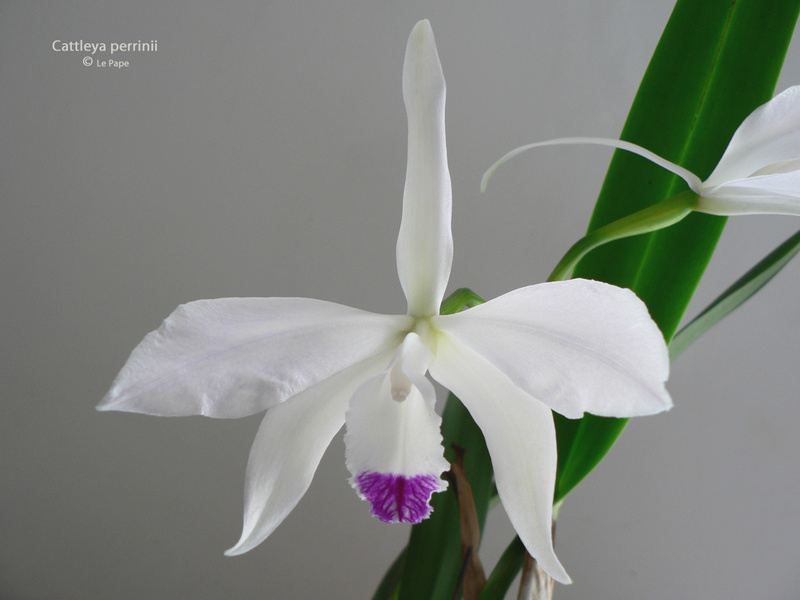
[3,2,800,599]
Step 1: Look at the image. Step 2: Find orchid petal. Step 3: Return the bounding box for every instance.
[345,333,449,524]
[225,354,390,556]
[705,86,800,187]
[750,158,800,176]
[481,137,702,194]
[698,170,800,216]
[428,334,569,584]
[98,298,411,418]
[396,19,453,317]
[432,280,671,419]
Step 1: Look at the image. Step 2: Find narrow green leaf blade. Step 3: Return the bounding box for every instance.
[670,228,800,360]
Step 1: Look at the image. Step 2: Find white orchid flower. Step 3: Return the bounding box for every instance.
[98,20,671,584]
[484,87,800,218]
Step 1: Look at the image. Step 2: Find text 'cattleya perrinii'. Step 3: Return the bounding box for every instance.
[98,20,671,583]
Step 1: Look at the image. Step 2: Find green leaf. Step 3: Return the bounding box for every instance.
[670,228,800,360]
[555,0,800,503]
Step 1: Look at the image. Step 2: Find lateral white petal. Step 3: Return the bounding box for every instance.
[698,170,800,216]
[225,354,388,556]
[432,280,671,419]
[345,333,449,524]
[396,19,453,317]
[98,297,411,418]
[429,334,569,584]
[705,86,800,187]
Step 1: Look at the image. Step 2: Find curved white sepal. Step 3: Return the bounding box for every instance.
[433,280,671,419]
[429,334,569,584]
[98,297,410,418]
[396,20,453,317]
[481,137,702,194]
[225,354,390,556]
[345,333,449,523]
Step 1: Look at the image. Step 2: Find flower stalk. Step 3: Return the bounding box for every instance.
[547,190,698,282]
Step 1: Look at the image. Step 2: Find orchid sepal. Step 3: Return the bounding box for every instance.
[397,20,453,317]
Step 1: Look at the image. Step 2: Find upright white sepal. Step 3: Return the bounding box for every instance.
[396,19,453,317]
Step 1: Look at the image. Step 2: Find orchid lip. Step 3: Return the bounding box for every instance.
[354,471,443,524]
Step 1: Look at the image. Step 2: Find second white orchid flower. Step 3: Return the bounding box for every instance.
[484,86,800,218]
[98,20,672,584]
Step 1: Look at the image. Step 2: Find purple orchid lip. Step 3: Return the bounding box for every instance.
[355,471,442,524]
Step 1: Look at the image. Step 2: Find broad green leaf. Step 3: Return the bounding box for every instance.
[555,0,800,503]
[670,228,800,360]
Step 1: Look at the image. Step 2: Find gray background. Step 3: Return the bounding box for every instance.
[3,1,800,598]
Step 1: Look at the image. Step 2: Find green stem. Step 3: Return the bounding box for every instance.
[548,190,698,282]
